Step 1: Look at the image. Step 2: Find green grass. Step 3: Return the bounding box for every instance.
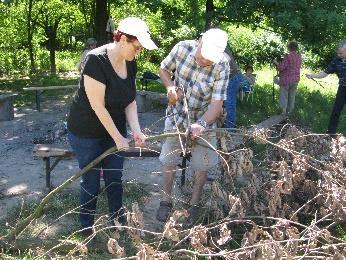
[0,183,148,258]
[0,73,79,107]
[0,183,148,236]
[334,224,346,242]
[237,67,345,134]
[1,67,344,133]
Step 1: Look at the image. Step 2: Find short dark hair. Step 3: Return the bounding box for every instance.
[245,65,253,72]
[287,41,299,51]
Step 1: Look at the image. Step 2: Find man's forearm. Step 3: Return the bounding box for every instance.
[159,68,174,88]
[307,71,328,79]
[199,100,223,125]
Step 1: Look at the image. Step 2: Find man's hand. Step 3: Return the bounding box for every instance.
[189,123,205,139]
[167,86,178,105]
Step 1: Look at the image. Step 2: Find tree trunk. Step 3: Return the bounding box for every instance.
[49,45,56,75]
[95,0,107,45]
[46,25,57,75]
[27,0,36,74]
[205,0,215,30]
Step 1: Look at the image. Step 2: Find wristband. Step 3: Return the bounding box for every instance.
[197,118,207,128]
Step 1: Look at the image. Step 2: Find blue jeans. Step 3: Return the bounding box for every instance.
[67,131,125,229]
[327,86,345,134]
[224,71,243,128]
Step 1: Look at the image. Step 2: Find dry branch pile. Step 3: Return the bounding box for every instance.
[209,125,346,259]
[1,125,345,259]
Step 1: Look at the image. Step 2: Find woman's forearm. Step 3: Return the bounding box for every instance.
[93,104,125,142]
[125,100,141,133]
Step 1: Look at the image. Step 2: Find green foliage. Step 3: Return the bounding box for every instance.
[226,25,285,68]
[56,50,80,72]
[237,68,345,134]
[334,225,346,242]
[222,0,346,69]
[0,0,345,74]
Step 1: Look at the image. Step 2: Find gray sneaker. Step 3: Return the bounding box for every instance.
[183,206,200,228]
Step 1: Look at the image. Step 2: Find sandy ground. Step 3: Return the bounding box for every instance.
[0,99,178,232]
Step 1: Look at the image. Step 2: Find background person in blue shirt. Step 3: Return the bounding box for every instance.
[224,49,243,129]
[306,40,346,136]
[242,65,256,93]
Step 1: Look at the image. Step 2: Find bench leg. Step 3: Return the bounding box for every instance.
[35,90,41,112]
[180,157,186,187]
[0,99,15,121]
[42,156,64,190]
[44,157,51,189]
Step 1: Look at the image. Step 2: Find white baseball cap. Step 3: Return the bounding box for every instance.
[117,17,158,50]
[201,28,228,63]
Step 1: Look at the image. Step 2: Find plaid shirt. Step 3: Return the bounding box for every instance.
[325,57,346,87]
[277,51,302,86]
[161,40,230,130]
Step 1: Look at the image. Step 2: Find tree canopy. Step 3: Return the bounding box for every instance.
[0,0,345,75]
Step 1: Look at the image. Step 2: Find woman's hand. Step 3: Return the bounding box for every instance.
[133,131,146,147]
[115,136,130,150]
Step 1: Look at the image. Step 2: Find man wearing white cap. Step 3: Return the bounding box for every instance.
[67,17,157,236]
[156,28,230,225]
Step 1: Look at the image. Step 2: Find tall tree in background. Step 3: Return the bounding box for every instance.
[204,0,214,30]
[25,0,47,74]
[37,0,76,74]
[26,0,36,74]
[95,0,107,45]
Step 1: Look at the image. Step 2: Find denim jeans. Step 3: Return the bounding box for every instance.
[224,71,243,128]
[327,86,346,134]
[67,131,125,230]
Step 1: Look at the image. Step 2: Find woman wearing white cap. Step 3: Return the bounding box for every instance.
[67,17,157,236]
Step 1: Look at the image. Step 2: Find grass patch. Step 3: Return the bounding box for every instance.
[2,68,344,135]
[334,224,346,242]
[0,182,149,258]
[0,182,148,238]
[237,67,345,134]
[0,73,79,107]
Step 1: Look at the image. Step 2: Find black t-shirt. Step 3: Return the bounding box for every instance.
[67,44,137,138]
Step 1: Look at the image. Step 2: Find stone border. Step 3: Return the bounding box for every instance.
[136,90,167,113]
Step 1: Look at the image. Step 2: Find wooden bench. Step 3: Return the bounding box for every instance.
[23,85,78,111]
[33,143,161,190]
[33,144,75,189]
[136,71,162,91]
[0,93,18,121]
